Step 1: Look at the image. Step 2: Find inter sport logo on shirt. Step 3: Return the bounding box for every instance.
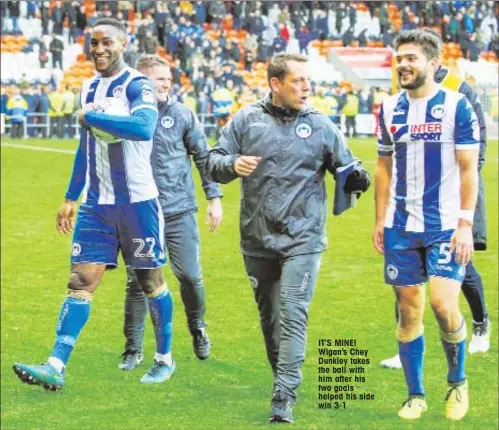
[390,123,442,142]
[409,123,443,141]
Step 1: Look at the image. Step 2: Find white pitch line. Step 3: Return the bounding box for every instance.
[1,143,75,154]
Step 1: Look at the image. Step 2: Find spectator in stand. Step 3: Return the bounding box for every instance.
[402,5,412,30]
[279,22,291,44]
[0,86,8,115]
[87,10,100,27]
[459,27,470,57]
[230,0,244,30]
[490,33,499,58]
[37,85,50,138]
[72,86,80,118]
[39,40,49,68]
[23,86,40,137]
[357,28,368,47]
[76,5,87,37]
[207,0,226,25]
[0,2,6,35]
[83,26,91,60]
[144,29,158,54]
[278,4,291,25]
[27,1,39,20]
[136,1,154,14]
[197,89,210,117]
[7,1,21,35]
[467,32,481,61]
[244,46,254,72]
[61,84,75,138]
[378,2,389,34]
[118,1,133,21]
[481,8,498,50]
[442,15,453,42]
[51,0,64,36]
[347,3,357,28]
[382,24,395,48]
[342,25,355,46]
[463,7,475,34]
[450,12,463,43]
[341,87,359,138]
[182,90,198,114]
[335,2,347,35]
[172,59,183,86]
[193,1,206,26]
[48,85,64,138]
[165,23,180,55]
[272,32,287,55]
[154,2,169,47]
[432,2,442,26]
[124,40,140,67]
[6,87,28,138]
[49,34,64,70]
[358,87,372,114]
[67,1,79,44]
[40,1,50,36]
[268,3,280,27]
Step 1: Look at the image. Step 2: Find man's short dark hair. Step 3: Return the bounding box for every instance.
[267,53,308,84]
[393,29,442,60]
[92,17,126,35]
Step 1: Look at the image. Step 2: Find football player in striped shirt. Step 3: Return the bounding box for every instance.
[373,29,479,421]
[380,64,491,370]
[13,18,175,390]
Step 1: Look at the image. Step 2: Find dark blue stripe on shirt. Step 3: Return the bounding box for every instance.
[423,90,446,231]
[108,143,130,203]
[394,142,408,229]
[86,79,100,202]
[106,70,131,97]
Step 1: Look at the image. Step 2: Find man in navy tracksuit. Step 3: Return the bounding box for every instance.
[119,54,223,370]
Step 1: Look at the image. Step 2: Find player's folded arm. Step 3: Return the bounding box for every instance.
[84,76,159,141]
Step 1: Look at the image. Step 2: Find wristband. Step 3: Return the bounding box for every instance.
[459,209,474,223]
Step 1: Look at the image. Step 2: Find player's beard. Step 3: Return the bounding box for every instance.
[399,69,428,90]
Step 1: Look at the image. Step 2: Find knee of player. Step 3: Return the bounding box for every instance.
[178,271,202,289]
[125,269,142,293]
[430,297,457,317]
[68,268,99,292]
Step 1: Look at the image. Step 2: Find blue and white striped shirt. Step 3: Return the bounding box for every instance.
[378,87,479,232]
[66,66,159,205]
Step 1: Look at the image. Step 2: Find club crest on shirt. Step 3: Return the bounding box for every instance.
[161,116,175,129]
[296,123,312,138]
[430,104,445,119]
[141,87,155,103]
[386,264,398,280]
[249,276,258,289]
[112,85,124,98]
[72,242,81,257]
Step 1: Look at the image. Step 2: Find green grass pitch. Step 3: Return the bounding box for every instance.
[1,137,497,429]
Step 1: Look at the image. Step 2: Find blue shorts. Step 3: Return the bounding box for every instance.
[383,228,466,286]
[71,199,167,270]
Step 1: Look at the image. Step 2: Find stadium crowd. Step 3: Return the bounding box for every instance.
[1,0,498,138]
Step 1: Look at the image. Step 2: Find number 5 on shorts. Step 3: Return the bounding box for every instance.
[437,243,452,264]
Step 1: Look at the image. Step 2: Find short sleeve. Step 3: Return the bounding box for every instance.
[454,96,479,150]
[377,103,393,156]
